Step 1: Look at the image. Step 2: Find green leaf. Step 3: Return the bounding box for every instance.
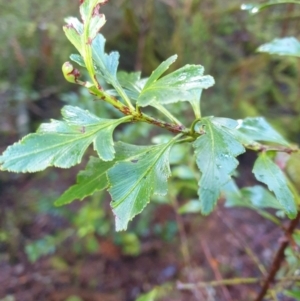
[188,88,203,118]
[224,181,284,210]
[70,53,86,68]
[137,56,214,107]
[117,71,146,100]
[55,156,114,206]
[91,34,120,84]
[108,141,176,231]
[193,118,245,214]
[236,117,289,146]
[65,17,83,35]
[241,1,300,14]
[63,22,83,55]
[257,37,300,57]
[0,106,127,173]
[143,55,178,88]
[79,0,107,23]
[86,10,106,41]
[253,153,297,218]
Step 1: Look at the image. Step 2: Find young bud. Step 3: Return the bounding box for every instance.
[62,61,81,84]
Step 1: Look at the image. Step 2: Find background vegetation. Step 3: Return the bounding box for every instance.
[0,1,299,300]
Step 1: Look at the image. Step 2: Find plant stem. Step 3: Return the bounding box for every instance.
[91,89,191,134]
[254,212,300,301]
[82,4,135,111]
[113,82,136,111]
[153,102,182,125]
[190,118,202,135]
[177,275,300,290]
[245,143,299,154]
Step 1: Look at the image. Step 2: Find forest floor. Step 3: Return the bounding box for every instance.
[0,165,297,301]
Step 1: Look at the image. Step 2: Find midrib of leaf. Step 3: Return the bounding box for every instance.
[208,121,216,157]
[93,51,112,81]
[204,121,216,174]
[142,85,183,94]
[11,122,115,160]
[56,168,107,204]
[92,42,134,110]
[72,172,105,195]
[112,141,173,208]
[129,82,142,93]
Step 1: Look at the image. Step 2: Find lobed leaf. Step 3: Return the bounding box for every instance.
[257,37,300,58]
[108,141,176,231]
[88,12,106,41]
[55,156,114,206]
[137,56,214,107]
[253,152,297,218]
[193,117,245,214]
[0,106,126,173]
[91,34,120,84]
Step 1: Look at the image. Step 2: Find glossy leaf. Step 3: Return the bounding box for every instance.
[253,153,297,218]
[137,57,214,107]
[236,117,289,146]
[143,55,177,88]
[193,118,245,214]
[241,1,300,14]
[55,156,114,206]
[0,106,126,172]
[91,34,120,84]
[108,141,176,231]
[257,37,300,57]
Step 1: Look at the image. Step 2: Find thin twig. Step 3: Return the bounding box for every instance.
[171,197,205,300]
[201,239,233,301]
[254,212,300,301]
[177,275,300,290]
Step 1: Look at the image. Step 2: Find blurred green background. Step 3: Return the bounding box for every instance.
[1,0,300,141]
[0,1,300,300]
